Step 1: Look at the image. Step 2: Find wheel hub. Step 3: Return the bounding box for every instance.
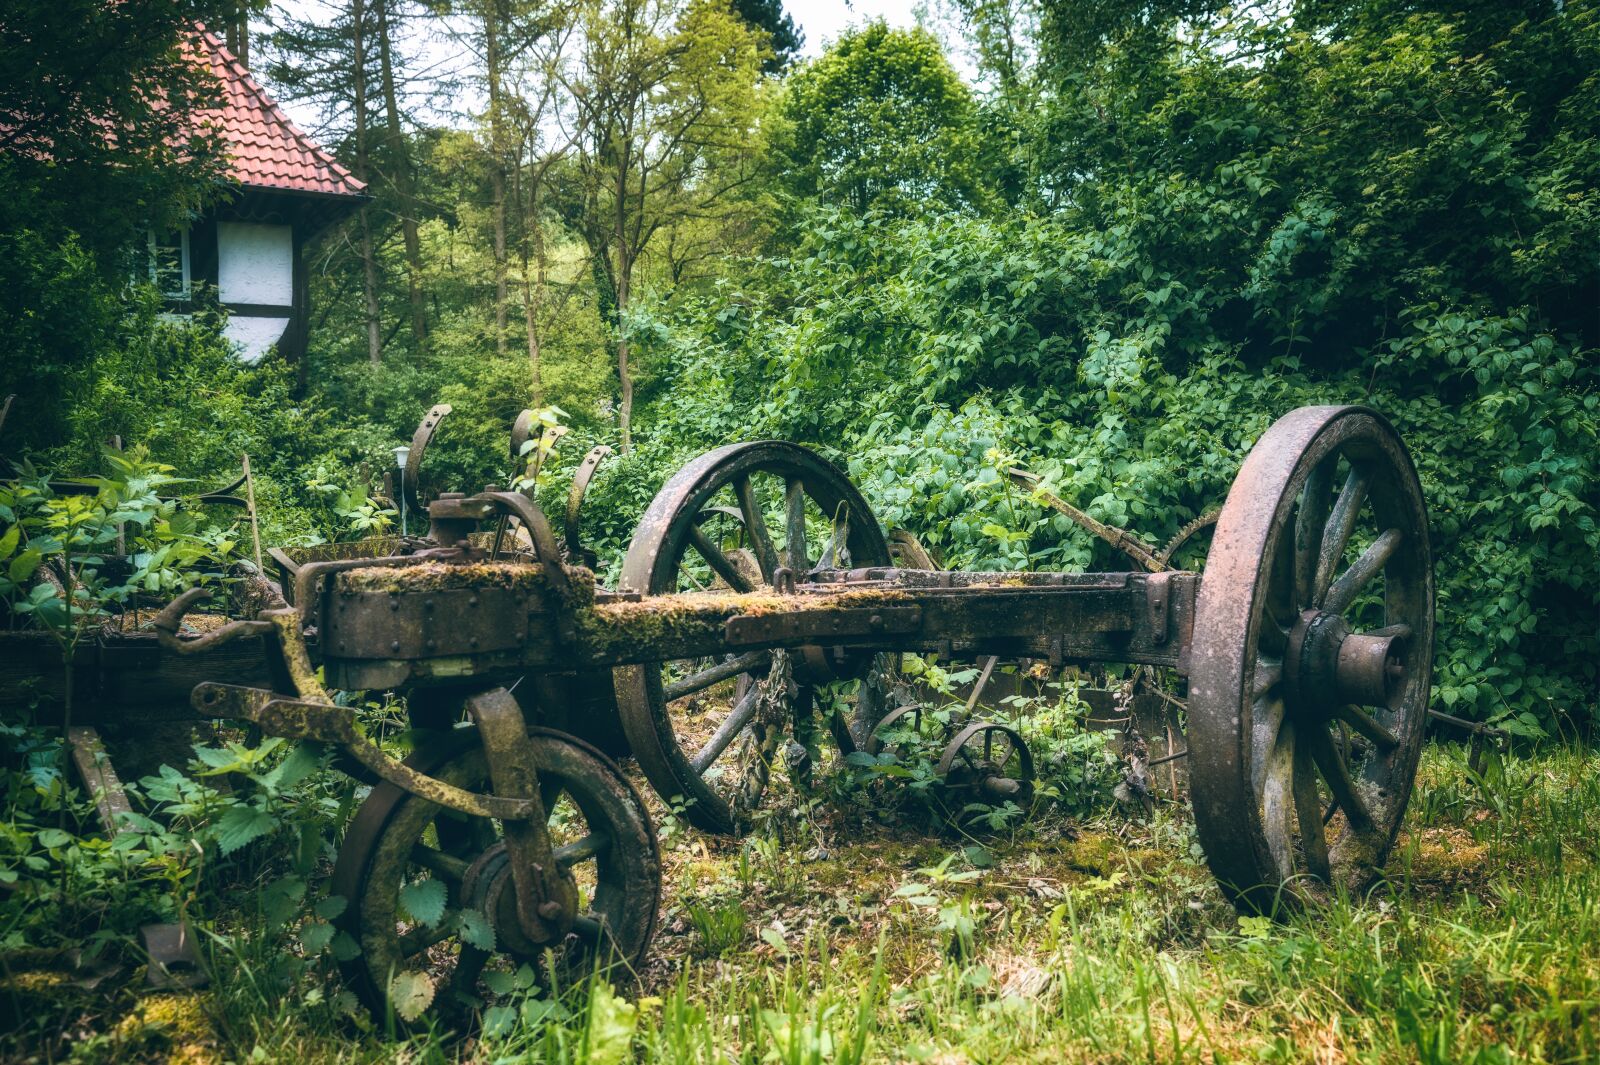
[461,842,576,955]
[1284,609,1406,715]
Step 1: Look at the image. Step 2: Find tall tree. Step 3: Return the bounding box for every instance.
[730,0,801,73]
[373,0,428,347]
[481,0,511,359]
[351,0,384,364]
[560,0,767,450]
[775,23,991,216]
[506,26,576,409]
[0,0,231,449]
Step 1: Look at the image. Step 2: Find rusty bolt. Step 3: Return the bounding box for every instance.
[423,599,434,611]
[390,641,401,653]
[869,613,883,627]
[469,637,479,648]
[389,599,399,612]
[468,596,479,608]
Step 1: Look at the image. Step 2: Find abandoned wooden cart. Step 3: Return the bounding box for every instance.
[151,403,1434,1021]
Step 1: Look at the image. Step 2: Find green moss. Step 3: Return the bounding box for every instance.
[335,560,596,604]
[575,587,915,661]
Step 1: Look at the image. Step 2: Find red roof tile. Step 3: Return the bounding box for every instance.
[192,26,367,198]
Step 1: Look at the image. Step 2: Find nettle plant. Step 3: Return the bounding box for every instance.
[0,450,242,727]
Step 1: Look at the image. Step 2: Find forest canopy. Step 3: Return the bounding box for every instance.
[0,0,1595,736]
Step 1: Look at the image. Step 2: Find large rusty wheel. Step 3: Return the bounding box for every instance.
[1189,406,1433,913]
[332,726,658,1024]
[614,441,890,835]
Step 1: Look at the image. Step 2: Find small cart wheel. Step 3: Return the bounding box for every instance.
[331,726,658,1025]
[614,441,890,835]
[937,721,1036,811]
[864,703,944,759]
[1188,406,1433,914]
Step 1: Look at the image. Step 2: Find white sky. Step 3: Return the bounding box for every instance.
[793,0,938,56]
[263,0,965,136]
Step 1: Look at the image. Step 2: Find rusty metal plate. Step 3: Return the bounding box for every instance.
[323,587,528,659]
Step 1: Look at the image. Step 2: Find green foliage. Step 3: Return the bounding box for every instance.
[616,2,1600,733]
[731,0,803,72]
[0,0,233,450]
[0,448,242,641]
[775,23,994,215]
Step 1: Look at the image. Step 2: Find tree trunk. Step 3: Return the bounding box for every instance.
[613,150,635,451]
[375,0,427,347]
[484,1,509,360]
[521,181,547,409]
[227,2,250,67]
[353,0,382,364]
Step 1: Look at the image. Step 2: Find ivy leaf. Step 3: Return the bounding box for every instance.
[214,805,275,855]
[262,876,306,928]
[389,970,435,1023]
[457,908,495,952]
[483,969,518,996]
[34,828,72,849]
[331,931,362,962]
[314,895,348,921]
[192,745,239,772]
[299,921,335,954]
[400,878,447,927]
[9,548,42,583]
[483,1004,518,1037]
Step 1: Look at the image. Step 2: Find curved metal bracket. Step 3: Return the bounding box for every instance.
[477,491,574,606]
[564,444,613,561]
[152,587,275,655]
[403,403,453,514]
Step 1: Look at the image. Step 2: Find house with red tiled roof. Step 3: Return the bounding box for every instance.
[148,27,366,362]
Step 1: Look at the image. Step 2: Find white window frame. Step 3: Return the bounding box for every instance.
[147,227,191,299]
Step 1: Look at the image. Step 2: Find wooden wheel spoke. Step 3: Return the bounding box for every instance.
[1291,726,1331,881]
[1294,462,1335,611]
[409,844,469,882]
[570,915,607,944]
[687,524,754,593]
[399,920,457,959]
[733,476,781,583]
[1304,727,1374,832]
[1315,465,1370,605]
[1268,511,1298,629]
[820,508,852,569]
[664,650,770,701]
[447,942,490,998]
[784,479,809,571]
[1335,704,1399,748]
[1252,660,1283,700]
[1323,528,1402,616]
[554,832,609,867]
[691,686,761,773]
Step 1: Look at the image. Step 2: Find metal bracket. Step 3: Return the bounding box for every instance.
[141,923,208,990]
[1146,571,1173,645]
[464,688,576,946]
[190,683,537,821]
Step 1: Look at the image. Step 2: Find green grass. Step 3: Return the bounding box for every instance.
[5,742,1600,1063]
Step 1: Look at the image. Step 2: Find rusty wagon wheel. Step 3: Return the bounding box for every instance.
[331,726,658,1025]
[614,441,891,835]
[1188,405,1434,914]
